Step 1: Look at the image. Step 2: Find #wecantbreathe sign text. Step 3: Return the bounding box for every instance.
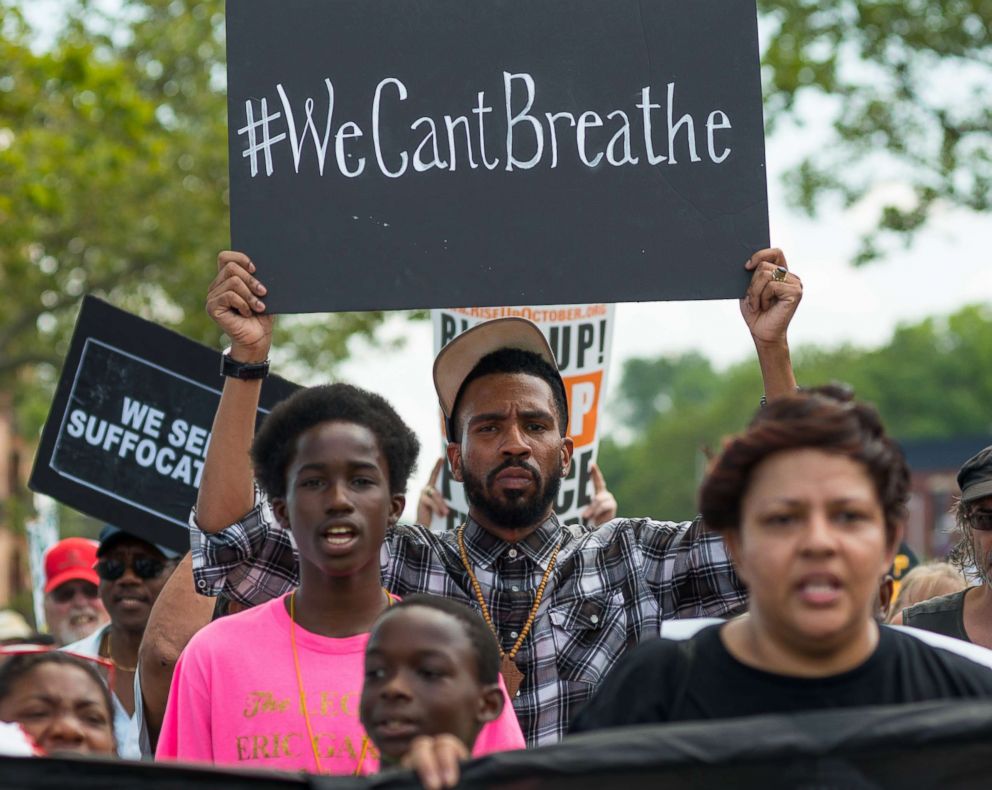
[241,76,735,178]
[227,0,769,313]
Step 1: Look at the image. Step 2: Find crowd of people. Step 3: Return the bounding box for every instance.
[3,246,992,785]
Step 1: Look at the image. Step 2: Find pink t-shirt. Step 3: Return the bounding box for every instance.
[156,594,524,774]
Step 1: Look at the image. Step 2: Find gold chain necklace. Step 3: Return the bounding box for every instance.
[456,524,560,698]
[288,589,392,774]
[103,631,137,673]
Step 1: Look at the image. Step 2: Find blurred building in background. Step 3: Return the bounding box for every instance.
[0,393,29,610]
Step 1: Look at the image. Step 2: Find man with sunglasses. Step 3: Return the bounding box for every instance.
[899,447,992,650]
[63,525,179,755]
[42,538,108,647]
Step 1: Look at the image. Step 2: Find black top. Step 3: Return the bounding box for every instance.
[569,624,992,732]
[902,588,972,643]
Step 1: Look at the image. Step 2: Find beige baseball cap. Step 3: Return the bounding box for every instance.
[433,317,563,437]
[0,610,32,642]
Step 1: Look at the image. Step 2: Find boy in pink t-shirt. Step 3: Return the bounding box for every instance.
[156,384,522,774]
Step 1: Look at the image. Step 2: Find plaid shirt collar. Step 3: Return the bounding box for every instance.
[461,512,562,571]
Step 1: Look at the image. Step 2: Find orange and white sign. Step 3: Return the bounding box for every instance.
[430,304,615,530]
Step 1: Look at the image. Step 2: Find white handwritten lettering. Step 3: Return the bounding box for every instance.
[240,75,733,178]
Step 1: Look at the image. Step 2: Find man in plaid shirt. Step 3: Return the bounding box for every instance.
[192,248,802,746]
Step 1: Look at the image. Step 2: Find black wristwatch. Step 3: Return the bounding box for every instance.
[220,348,270,380]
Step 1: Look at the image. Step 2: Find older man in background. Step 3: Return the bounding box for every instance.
[900,447,992,649]
[42,537,108,647]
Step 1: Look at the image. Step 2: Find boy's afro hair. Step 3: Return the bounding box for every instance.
[250,383,420,499]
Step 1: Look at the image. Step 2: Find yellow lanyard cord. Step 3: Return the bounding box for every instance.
[456,525,560,662]
[288,590,392,774]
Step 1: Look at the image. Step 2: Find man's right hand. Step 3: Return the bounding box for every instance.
[206,251,274,361]
[197,252,274,533]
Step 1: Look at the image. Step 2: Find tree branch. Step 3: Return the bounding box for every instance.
[0,256,155,350]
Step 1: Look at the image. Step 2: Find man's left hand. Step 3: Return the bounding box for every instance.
[740,248,802,347]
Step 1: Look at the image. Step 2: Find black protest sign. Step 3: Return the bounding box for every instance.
[226,0,768,313]
[29,297,298,553]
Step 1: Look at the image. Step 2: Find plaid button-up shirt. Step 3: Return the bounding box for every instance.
[190,500,746,746]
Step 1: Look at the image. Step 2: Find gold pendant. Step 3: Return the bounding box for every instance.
[500,654,524,698]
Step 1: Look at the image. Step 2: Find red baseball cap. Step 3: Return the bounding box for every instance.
[43,538,100,594]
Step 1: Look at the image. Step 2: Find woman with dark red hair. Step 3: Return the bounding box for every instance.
[571,387,992,731]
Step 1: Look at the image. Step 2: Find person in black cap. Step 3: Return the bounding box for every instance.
[63,525,179,755]
[898,447,992,649]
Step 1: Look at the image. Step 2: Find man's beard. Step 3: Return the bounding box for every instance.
[50,609,105,646]
[462,459,561,530]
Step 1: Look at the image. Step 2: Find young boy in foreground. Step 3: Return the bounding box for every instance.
[156,384,522,773]
[362,595,504,789]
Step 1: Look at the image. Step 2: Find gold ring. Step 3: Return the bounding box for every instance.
[772,266,788,282]
[423,486,436,497]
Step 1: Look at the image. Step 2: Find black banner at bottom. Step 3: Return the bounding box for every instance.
[3,700,992,789]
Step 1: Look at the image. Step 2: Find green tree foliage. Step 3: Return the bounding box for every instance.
[791,304,992,437]
[598,352,763,523]
[0,0,395,438]
[760,0,992,263]
[598,304,992,522]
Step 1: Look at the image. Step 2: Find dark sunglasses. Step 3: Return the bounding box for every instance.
[49,582,99,604]
[95,556,167,581]
[968,510,992,532]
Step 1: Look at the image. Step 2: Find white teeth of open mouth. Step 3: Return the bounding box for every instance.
[802,582,838,593]
[324,527,356,543]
